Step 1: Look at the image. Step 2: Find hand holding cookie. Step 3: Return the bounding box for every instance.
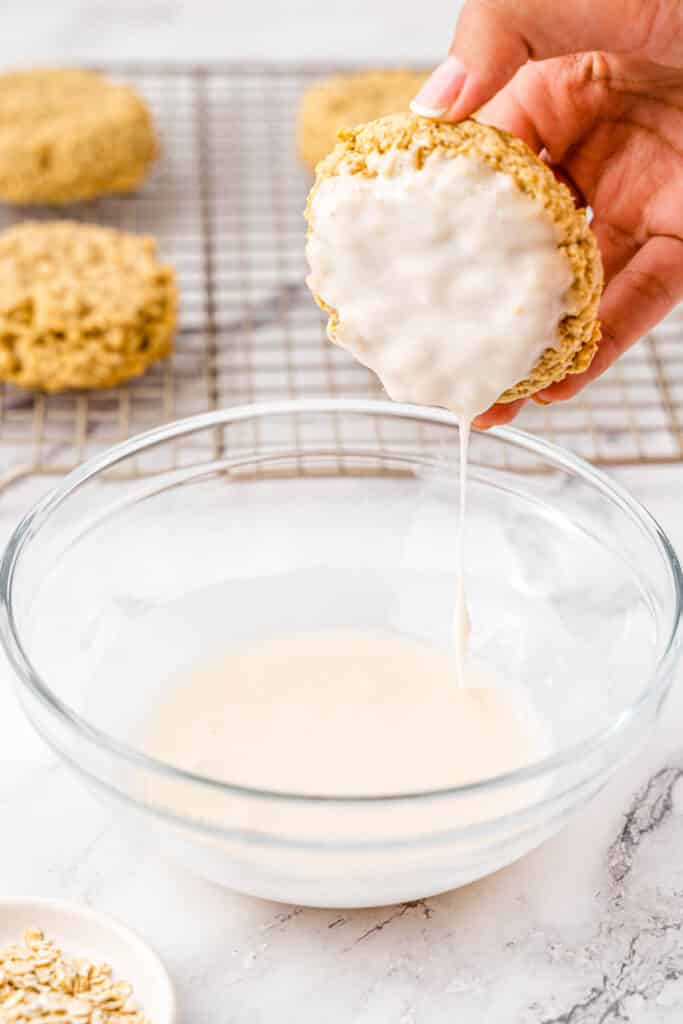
[412,0,683,424]
[306,114,601,422]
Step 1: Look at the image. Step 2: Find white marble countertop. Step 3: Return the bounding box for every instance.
[1,3,683,1020]
[1,466,682,1024]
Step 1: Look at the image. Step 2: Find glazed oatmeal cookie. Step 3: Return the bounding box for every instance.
[305,112,603,403]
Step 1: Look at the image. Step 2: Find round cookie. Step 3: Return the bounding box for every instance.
[0,68,158,205]
[305,113,603,405]
[0,222,177,392]
[297,69,427,174]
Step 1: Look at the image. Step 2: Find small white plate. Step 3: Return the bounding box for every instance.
[0,899,176,1023]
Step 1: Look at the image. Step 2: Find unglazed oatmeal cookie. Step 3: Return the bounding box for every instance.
[297,69,427,173]
[305,113,603,413]
[0,221,177,392]
[0,68,158,205]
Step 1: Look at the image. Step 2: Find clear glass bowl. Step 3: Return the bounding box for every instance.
[1,399,681,908]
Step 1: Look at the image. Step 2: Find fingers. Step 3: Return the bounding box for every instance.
[536,234,683,402]
[412,0,655,122]
[472,398,527,430]
[416,2,531,121]
[589,218,640,286]
[474,54,614,164]
[410,55,469,118]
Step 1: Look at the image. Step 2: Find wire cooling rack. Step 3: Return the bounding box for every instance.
[1,62,683,487]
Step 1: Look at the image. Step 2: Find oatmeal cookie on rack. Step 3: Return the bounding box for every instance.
[0,221,177,392]
[0,68,158,205]
[297,69,427,174]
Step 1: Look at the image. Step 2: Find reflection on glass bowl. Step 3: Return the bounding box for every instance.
[1,399,681,907]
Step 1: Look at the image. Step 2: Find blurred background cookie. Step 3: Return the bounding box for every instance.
[297,69,426,173]
[0,68,158,205]
[0,221,177,392]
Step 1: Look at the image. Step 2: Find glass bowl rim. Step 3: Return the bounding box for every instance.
[1,397,681,805]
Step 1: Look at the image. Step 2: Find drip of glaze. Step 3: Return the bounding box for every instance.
[454,416,471,687]
[306,154,572,689]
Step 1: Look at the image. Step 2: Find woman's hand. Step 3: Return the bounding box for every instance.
[412,1,683,427]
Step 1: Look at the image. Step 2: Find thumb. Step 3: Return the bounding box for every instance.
[412,0,656,121]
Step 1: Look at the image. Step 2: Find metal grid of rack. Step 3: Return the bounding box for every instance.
[1,62,683,485]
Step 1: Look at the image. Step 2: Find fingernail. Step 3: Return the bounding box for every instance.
[411,55,468,120]
[410,99,450,119]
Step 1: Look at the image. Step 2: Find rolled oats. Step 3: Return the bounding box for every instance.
[0,930,151,1024]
